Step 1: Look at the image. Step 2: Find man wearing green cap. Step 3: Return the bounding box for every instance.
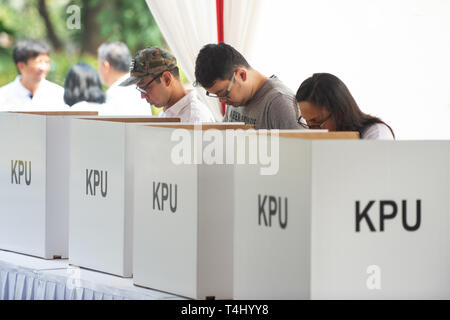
[120,47,215,122]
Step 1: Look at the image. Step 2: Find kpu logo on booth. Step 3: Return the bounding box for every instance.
[356,200,421,232]
[86,169,107,197]
[258,194,288,229]
[11,160,31,185]
[153,181,177,213]
[170,127,280,176]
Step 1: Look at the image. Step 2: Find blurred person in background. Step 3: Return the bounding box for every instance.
[64,63,105,112]
[0,40,65,110]
[97,41,152,115]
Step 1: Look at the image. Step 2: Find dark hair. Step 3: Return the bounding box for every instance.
[64,63,105,106]
[153,67,181,84]
[13,40,50,70]
[296,73,395,138]
[97,41,131,73]
[194,42,250,88]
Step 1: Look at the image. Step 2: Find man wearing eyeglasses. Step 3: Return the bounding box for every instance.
[120,47,215,122]
[0,40,65,110]
[194,43,301,129]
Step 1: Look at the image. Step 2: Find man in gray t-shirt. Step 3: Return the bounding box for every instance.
[194,43,301,129]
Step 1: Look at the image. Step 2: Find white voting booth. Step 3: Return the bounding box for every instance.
[133,123,252,299]
[0,111,97,259]
[233,133,450,299]
[68,117,180,278]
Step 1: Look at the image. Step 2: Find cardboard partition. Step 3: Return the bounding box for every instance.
[233,135,450,299]
[68,117,179,277]
[0,112,99,259]
[9,111,98,116]
[80,117,180,123]
[144,122,254,130]
[252,130,360,140]
[133,124,253,299]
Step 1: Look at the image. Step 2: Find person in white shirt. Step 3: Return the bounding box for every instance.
[120,47,215,123]
[97,41,152,115]
[0,40,65,111]
[64,63,105,112]
[158,88,215,122]
[296,73,395,140]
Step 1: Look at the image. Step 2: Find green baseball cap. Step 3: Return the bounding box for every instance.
[120,47,177,86]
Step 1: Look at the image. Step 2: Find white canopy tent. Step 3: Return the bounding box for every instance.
[146,0,450,139]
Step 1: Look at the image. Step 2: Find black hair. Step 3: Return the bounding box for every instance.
[13,40,50,73]
[154,67,180,83]
[296,73,395,138]
[194,43,250,88]
[64,63,106,106]
[97,41,131,73]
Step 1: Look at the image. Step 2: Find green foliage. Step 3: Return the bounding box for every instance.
[0,17,14,35]
[0,0,164,51]
[0,1,46,40]
[152,105,163,116]
[95,0,166,53]
[0,48,17,87]
[178,65,190,85]
[64,0,165,54]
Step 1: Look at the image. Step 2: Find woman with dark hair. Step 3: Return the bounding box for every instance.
[64,63,105,111]
[296,73,394,139]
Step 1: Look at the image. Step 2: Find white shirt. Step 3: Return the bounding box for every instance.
[361,123,394,140]
[159,89,216,123]
[0,76,66,111]
[103,74,153,115]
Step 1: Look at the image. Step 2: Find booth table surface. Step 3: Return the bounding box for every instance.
[0,250,185,300]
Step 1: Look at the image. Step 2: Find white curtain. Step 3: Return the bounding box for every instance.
[146,0,222,120]
[223,0,266,64]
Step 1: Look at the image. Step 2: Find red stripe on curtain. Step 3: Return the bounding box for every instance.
[216,0,224,43]
[216,0,226,115]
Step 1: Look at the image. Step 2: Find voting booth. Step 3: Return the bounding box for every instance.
[133,123,252,299]
[68,117,180,278]
[0,111,97,259]
[233,134,450,299]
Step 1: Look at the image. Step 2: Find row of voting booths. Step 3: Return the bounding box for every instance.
[0,111,449,300]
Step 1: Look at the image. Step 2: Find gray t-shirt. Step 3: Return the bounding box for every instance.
[223,75,301,129]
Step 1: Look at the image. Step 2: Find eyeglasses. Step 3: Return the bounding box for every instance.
[206,72,236,99]
[136,72,163,96]
[297,113,332,129]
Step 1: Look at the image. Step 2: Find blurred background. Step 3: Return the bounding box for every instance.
[0,0,179,87]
